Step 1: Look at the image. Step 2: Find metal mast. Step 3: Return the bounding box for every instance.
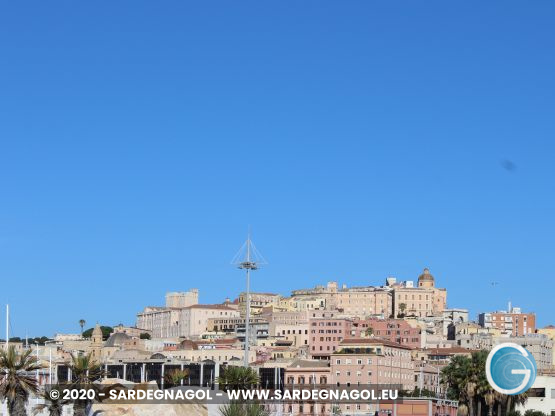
[232,231,267,367]
[5,304,8,349]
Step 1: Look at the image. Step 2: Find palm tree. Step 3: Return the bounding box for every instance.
[442,350,529,416]
[466,381,477,416]
[219,402,268,416]
[33,385,70,416]
[164,368,190,387]
[0,345,43,416]
[70,352,103,384]
[79,320,86,337]
[483,391,495,416]
[217,366,259,391]
[398,303,407,317]
[69,353,104,416]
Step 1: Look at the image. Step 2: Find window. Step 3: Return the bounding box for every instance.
[336,359,341,365]
[528,388,545,398]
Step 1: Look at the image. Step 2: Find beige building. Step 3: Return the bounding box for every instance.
[179,304,240,338]
[493,334,553,371]
[334,287,392,318]
[163,347,256,364]
[269,322,310,347]
[238,292,281,316]
[136,289,199,338]
[537,325,555,365]
[288,296,327,311]
[391,269,447,318]
[165,289,199,308]
[112,324,151,338]
[206,317,267,333]
[136,306,181,338]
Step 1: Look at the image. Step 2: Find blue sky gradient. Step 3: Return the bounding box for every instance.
[1,1,554,336]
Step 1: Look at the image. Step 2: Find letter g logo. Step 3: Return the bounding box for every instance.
[486,343,537,395]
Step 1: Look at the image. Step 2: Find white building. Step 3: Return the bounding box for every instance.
[516,375,555,415]
[136,306,181,338]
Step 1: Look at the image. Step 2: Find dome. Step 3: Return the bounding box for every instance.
[104,332,131,347]
[417,268,435,287]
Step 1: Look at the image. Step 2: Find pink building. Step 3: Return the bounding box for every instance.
[309,318,352,359]
[330,338,415,390]
[310,318,420,359]
[351,318,421,349]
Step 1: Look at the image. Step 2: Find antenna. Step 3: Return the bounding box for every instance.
[232,230,267,367]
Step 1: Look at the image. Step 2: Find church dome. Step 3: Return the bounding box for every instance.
[418,268,435,287]
[104,332,131,347]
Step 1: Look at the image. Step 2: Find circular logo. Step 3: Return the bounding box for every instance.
[486,343,537,395]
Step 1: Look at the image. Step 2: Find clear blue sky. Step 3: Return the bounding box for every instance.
[1,1,554,337]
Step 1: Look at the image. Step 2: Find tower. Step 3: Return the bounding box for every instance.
[232,231,267,367]
[91,323,103,361]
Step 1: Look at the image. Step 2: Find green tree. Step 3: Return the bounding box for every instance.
[0,345,43,416]
[139,333,151,340]
[398,303,407,317]
[217,366,259,391]
[81,326,113,340]
[79,319,86,336]
[441,350,528,416]
[69,353,104,416]
[33,384,70,416]
[219,402,268,416]
[164,368,190,387]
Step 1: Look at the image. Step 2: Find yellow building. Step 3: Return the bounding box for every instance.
[537,325,555,365]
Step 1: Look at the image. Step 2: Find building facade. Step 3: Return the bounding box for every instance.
[479,306,536,336]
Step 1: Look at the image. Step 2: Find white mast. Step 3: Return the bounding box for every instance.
[232,230,267,367]
[5,304,8,349]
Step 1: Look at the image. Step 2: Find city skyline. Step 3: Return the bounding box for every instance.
[2,260,550,338]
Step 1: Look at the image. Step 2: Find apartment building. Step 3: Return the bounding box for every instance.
[310,318,351,359]
[351,318,421,348]
[330,338,415,390]
[478,305,536,336]
[492,334,553,370]
[238,292,281,315]
[310,317,421,359]
[269,322,310,347]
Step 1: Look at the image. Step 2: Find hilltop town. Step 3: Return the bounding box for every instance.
[11,267,553,415]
